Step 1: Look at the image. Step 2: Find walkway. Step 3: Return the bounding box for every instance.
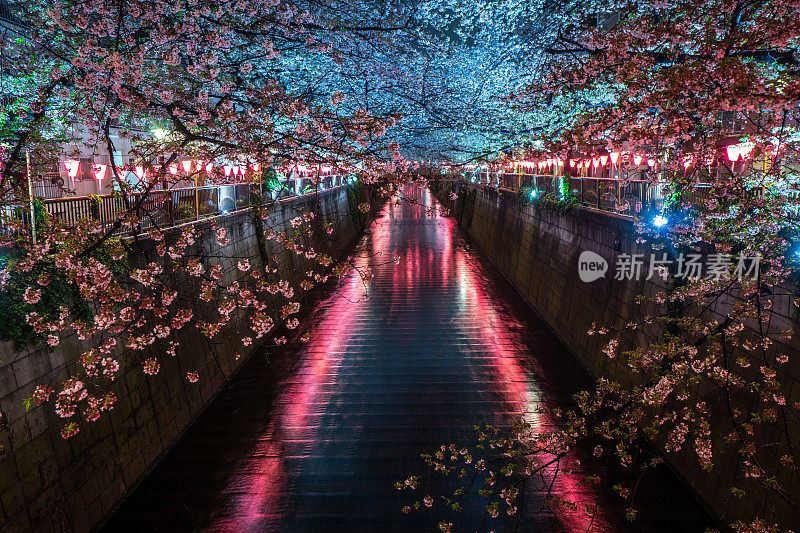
[105,186,711,531]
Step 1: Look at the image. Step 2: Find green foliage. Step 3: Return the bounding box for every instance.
[87,195,101,219]
[263,167,281,192]
[517,186,578,214]
[174,201,195,221]
[0,236,125,350]
[32,198,48,227]
[0,255,90,350]
[23,396,35,411]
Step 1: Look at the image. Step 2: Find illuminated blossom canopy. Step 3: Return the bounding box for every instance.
[1,0,800,530]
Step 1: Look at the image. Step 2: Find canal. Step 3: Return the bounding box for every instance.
[104,186,712,531]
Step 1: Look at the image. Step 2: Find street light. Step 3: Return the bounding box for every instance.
[652,214,668,228]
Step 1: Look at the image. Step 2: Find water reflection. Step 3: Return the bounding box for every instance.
[106,185,709,532]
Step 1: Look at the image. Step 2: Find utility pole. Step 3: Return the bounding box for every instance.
[26,148,37,245]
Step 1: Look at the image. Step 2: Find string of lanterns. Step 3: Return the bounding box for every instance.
[506,142,766,174]
[60,158,344,192]
[60,159,267,185]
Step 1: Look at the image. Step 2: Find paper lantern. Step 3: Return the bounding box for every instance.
[647,159,656,168]
[633,154,643,166]
[569,159,576,168]
[181,160,192,173]
[64,159,80,179]
[599,155,608,166]
[134,166,147,181]
[726,143,754,162]
[205,162,214,173]
[91,164,107,182]
[252,163,260,172]
[168,163,178,175]
[610,152,620,165]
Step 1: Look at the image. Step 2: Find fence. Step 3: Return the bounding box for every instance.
[3,174,348,238]
[466,171,668,216]
[466,171,765,218]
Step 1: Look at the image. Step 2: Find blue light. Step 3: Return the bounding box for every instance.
[529,189,537,199]
[652,215,668,228]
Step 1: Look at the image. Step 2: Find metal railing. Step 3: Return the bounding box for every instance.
[466,172,766,219]
[2,174,349,238]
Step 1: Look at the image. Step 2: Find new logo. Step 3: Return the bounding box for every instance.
[578,251,608,282]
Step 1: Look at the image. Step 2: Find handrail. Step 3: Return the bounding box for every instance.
[3,175,350,239]
[39,181,282,204]
[456,172,763,219]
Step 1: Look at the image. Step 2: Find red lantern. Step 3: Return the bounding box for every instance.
[92,164,107,185]
[64,159,80,181]
[134,166,147,181]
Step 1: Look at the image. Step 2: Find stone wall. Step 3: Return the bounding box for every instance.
[0,185,370,532]
[437,185,800,527]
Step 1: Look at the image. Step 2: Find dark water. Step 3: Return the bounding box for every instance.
[105,187,712,532]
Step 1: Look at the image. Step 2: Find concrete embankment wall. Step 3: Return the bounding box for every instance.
[436,185,800,527]
[0,185,372,532]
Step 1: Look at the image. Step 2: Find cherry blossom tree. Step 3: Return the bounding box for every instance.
[0,0,413,442]
[405,1,800,531]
